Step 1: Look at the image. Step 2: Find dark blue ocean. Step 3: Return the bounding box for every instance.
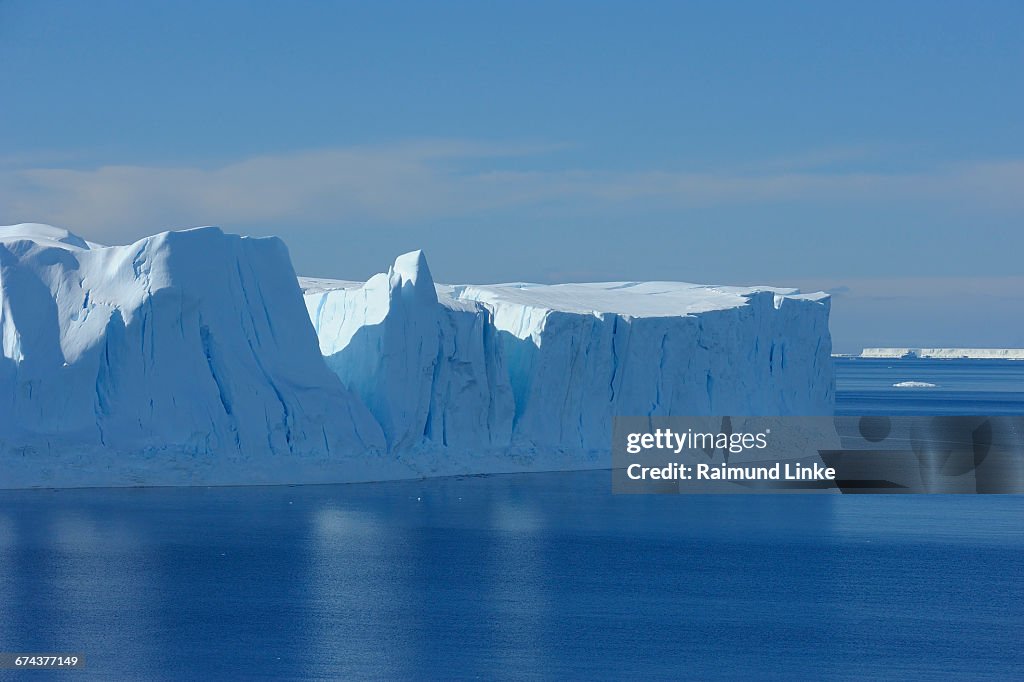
[1,359,1022,680]
[836,357,1024,417]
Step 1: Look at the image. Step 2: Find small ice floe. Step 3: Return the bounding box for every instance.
[892,381,938,388]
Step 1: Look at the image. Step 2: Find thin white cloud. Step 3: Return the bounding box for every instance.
[731,143,896,172]
[2,140,1022,244]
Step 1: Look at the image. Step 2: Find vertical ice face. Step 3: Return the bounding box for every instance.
[453,285,833,459]
[0,224,384,487]
[303,254,835,466]
[0,225,835,487]
[302,252,515,456]
[428,297,515,452]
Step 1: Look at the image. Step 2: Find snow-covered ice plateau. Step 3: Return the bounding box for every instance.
[0,225,834,487]
[302,251,834,478]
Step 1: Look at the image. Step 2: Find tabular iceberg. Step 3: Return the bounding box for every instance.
[302,251,834,475]
[0,224,833,488]
[0,224,384,488]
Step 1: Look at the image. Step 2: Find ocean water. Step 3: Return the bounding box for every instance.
[0,360,1021,680]
[835,357,1024,416]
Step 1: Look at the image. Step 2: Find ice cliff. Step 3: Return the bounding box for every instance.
[0,224,384,487]
[0,224,833,488]
[302,251,834,474]
[301,251,513,460]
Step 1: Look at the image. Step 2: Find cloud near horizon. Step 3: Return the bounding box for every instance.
[2,140,1023,245]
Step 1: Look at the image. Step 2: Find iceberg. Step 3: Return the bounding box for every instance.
[302,251,514,462]
[0,225,834,488]
[302,251,834,474]
[0,224,385,488]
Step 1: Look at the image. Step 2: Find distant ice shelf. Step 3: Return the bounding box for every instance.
[859,348,1024,360]
[0,224,835,488]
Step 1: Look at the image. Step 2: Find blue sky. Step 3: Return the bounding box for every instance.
[1,1,1022,350]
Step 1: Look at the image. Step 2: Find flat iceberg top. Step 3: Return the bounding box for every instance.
[0,223,271,254]
[448,281,827,318]
[299,277,366,295]
[0,223,99,250]
[302,275,827,318]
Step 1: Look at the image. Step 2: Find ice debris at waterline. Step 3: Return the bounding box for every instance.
[0,224,833,488]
